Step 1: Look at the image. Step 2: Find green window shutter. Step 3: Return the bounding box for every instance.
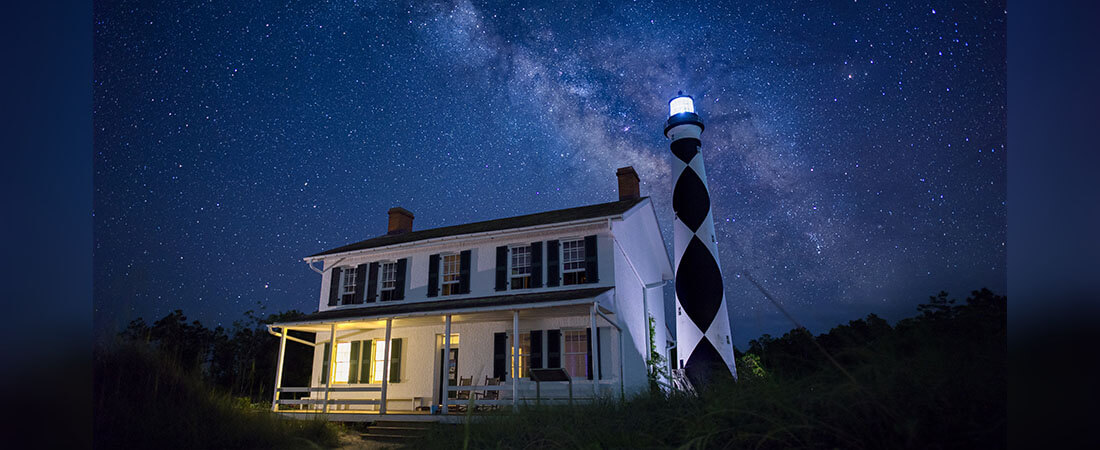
[530,242,543,287]
[546,240,560,287]
[321,342,331,384]
[348,341,360,383]
[366,262,379,302]
[362,339,373,383]
[389,338,403,383]
[327,268,342,306]
[584,235,599,283]
[495,246,508,291]
[547,329,561,368]
[428,254,440,297]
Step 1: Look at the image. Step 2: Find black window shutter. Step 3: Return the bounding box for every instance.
[362,340,373,383]
[366,262,379,302]
[493,332,507,380]
[547,329,561,368]
[530,330,543,369]
[327,268,343,306]
[393,258,407,300]
[348,341,360,383]
[597,327,603,379]
[321,342,331,384]
[427,254,440,297]
[389,338,402,383]
[530,242,543,287]
[586,327,593,380]
[459,250,472,294]
[546,240,560,287]
[352,263,368,304]
[495,246,508,291]
[584,235,599,283]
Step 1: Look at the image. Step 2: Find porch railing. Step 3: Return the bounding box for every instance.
[273,386,382,410]
[445,380,616,409]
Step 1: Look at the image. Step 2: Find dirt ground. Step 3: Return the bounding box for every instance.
[333,429,403,450]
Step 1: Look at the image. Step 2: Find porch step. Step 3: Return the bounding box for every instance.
[361,420,439,442]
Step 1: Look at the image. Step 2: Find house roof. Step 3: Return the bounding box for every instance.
[309,197,646,258]
[273,286,614,326]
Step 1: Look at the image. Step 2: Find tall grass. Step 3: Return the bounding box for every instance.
[94,342,341,449]
[413,290,1005,449]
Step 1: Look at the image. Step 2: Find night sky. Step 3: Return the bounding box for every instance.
[93,0,1006,347]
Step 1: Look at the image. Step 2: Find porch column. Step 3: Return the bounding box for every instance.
[590,303,600,397]
[512,309,519,411]
[380,318,392,414]
[442,314,452,413]
[271,326,288,412]
[324,323,336,414]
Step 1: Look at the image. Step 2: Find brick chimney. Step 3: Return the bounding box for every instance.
[387,207,414,235]
[616,166,640,201]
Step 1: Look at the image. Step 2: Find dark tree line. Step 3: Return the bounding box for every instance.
[737,287,1006,380]
[119,307,316,402]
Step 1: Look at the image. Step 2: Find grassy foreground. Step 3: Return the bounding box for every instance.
[94,342,341,449]
[414,289,1005,449]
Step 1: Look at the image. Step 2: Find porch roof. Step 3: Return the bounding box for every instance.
[272,286,614,327]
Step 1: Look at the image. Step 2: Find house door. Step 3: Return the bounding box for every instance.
[438,348,459,401]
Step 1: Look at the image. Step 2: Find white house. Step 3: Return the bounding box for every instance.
[268,166,673,420]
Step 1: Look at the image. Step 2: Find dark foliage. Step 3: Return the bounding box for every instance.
[93,341,339,449]
[415,288,1006,449]
[118,306,314,402]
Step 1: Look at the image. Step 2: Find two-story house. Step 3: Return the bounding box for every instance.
[268,166,673,420]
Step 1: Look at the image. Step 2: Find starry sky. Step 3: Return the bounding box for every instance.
[93,0,1006,347]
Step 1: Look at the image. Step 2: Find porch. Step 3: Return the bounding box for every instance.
[267,287,626,419]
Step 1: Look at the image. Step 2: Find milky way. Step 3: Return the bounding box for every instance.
[94,0,1006,346]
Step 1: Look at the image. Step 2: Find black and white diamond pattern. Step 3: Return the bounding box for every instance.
[671,135,737,387]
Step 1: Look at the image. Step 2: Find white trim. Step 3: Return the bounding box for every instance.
[272,290,616,327]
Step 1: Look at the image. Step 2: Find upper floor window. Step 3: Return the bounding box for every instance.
[340,267,358,303]
[561,239,587,285]
[441,254,461,296]
[380,262,397,301]
[510,245,532,289]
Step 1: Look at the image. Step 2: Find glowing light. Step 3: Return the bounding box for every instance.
[669,96,694,116]
[334,342,351,383]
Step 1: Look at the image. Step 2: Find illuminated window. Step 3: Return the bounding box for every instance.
[333,342,351,383]
[369,340,388,384]
[669,96,694,116]
[380,262,397,301]
[441,254,461,296]
[561,239,586,285]
[511,332,532,378]
[340,267,357,304]
[510,245,532,289]
[563,330,588,379]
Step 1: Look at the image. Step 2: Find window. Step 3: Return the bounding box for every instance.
[441,254,461,296]
[511,332,532,378]
[380,262,397,301]
[510,245,532,289]
[563,330,588,378]
[561,239,586,285]
[369,340,388,384]
[333,342,352,383]
[340,267,357,304]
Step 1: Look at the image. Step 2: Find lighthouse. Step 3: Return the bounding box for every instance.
[666,93,737,387]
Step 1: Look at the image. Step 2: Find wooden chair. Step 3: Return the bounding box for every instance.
[454,376,473,412]
[476,377,501,411]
